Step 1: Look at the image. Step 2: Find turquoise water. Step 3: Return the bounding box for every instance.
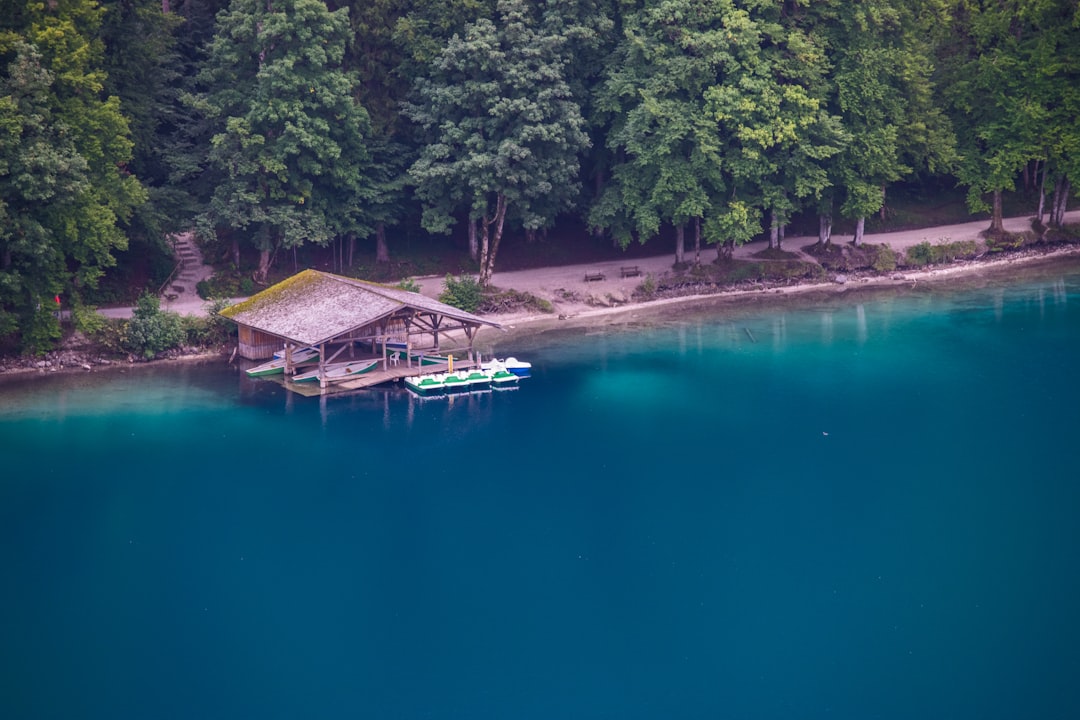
[3,264,1080,719]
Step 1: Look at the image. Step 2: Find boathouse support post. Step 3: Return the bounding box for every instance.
[404,318,413,368]
[464,325,476,364]
[319,343,327,389]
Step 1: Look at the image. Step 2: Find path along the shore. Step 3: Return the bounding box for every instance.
[99,210,1079,320]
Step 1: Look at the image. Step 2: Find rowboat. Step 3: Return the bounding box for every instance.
[273,346,317,359]
[245,348,320,377]
[290,358,380,384]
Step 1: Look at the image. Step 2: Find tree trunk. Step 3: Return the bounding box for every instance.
[1052,177,1071,228]
[988,189,1005,235]
[675,223,685,264]
[768,209,779,249]
[693,217,701,264]
[231,237,241,268]
[347,233,355,267]
[468,218,479,261]
[717,239,730,261]
[853,216,865,246]
[1036,162,1048,225]
[256,248,271,283]
[778,223,785,248]
[375,223,389,263]
[819,213,832,245]
[478,194,508,287]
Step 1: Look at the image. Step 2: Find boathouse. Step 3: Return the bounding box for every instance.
[219,269,502,385]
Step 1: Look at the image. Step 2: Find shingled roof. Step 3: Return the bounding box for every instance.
[219,269,502,347]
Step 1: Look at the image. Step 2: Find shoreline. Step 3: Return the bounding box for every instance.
[476,242,1080,346]
[3,239,1080,383]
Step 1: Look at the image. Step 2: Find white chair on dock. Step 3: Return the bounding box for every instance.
[389,351,401,367]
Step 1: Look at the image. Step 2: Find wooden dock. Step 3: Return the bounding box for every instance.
[255,356,479,397]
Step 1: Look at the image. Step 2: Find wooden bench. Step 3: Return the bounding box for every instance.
[584,271,605,282]
[620,265,642,278]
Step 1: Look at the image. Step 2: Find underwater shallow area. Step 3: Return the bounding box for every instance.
[2,262,1080,719]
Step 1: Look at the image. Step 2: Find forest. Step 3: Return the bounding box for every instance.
[1,0,1078,352]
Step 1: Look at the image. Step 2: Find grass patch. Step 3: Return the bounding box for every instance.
[903,239,979,266]
[984,232,1028,254]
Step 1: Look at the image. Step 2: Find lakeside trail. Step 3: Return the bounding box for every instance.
[439,209,1080,331]
[101,210,1080,328]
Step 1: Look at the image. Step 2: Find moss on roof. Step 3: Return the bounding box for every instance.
[218,269,501,346]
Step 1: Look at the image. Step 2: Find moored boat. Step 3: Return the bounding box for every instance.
[463,370,492,390]
[404,373,448,396]
[489,368,520,389]
[245,348,320,377]
[290,358,379,384]
[482,357,531,377]
[273,346,317,359]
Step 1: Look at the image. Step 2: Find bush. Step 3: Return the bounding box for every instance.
[197,273,256,300]
[636,274,658,299]
[985,232,1026,253]
[188,298,237,347]
[21,304,62,356]
[396,277,421,293]
[905,239,979,266]
[439,274,483,313]
[869,245,897,273]
[124,293,184,359]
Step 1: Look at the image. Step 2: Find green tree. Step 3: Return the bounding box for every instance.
[1,0,145,350]
[823,0,955,244]
[0,42,87,344]
[405,0,590,287]
[706,2,844,250]
[198,0,373,282]
[593,0,740,264]
[937,0,1078,235]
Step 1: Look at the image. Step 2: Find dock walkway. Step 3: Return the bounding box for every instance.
[259,357,479,397]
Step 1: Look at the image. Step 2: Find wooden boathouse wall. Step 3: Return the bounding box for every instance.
[237,325,283,360]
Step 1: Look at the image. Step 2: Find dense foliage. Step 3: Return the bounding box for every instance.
[2,0,1079,351]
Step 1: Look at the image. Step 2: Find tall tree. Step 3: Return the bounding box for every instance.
[593,0,740,264]
[1,0,146,350]
[705,1,844,250]
[823,0,955,245]
[405,0,590,287]
[937,0,1077,235]
[197,0,373,283]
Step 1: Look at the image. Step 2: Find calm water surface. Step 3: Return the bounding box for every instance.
[3,264,1080,719]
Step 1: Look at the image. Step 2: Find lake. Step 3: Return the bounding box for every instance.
[3,260,1080,719]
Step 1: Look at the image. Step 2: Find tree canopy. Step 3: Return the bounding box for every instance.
[1,0,1079,350]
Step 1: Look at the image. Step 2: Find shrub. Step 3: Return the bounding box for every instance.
[905,239,979,266]
[439,274,483,313]
[869,245,897,273]
[396,277,421,293]
[197,273,256,300]
[21,303,61,356]
[179,302,235,348]
[985,232,1026,253]
[636,274,658,299]
[124,293,184,359]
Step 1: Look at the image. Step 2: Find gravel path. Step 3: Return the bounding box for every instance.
[98,210,1078,320]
